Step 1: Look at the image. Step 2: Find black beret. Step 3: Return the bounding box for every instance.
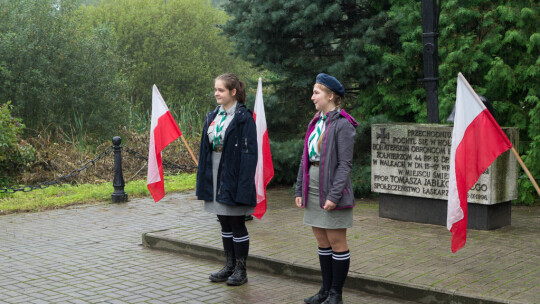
[316,73,344,98]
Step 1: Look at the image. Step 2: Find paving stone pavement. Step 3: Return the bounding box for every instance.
[145,189,540,304]
[0,191,417,304]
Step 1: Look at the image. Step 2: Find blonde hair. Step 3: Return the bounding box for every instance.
[314,84,342,150]
[317,84,342,108]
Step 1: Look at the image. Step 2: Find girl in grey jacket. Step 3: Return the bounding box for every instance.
[295,73,358,304]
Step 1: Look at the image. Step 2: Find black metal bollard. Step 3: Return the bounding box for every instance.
[111,136,128,203]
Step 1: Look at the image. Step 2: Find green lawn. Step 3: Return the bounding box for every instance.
[0,173,196,214]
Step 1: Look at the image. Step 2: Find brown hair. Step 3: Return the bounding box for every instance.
[215,73,247,104]
[317,83,342,108]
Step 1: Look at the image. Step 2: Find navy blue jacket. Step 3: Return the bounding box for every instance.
[196,104,258,206]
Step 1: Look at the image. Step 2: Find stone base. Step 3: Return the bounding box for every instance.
[111,192,128,203]
[379,194,511,230]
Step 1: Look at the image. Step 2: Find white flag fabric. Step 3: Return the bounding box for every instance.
[447,73,511,252]
[252,78,274,219]
[147,85,182,202]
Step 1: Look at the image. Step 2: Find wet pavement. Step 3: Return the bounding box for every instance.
[0,190,419,303]
[144,188,540,304]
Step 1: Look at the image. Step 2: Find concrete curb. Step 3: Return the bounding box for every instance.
[142,231,519,304]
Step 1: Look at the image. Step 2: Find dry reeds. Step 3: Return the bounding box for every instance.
[17,128,199,187]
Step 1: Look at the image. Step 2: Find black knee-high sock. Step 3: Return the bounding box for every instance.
[318,247,333,291]
[221,231,234,252]
[217,215,234,253]
[233,234,249,258]
[331,250,350,294]
[229,215,249,258]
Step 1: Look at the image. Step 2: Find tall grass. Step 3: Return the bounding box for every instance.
[127,101,151,134]
[171,98,205,139]
[126,98,206,139]
[2,96,204,189]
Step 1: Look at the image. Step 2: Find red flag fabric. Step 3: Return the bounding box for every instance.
[253,78,274,219]
[147,85,182,202]
[447,73,512,252]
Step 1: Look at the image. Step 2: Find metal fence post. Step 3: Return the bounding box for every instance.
[111,136,128,203]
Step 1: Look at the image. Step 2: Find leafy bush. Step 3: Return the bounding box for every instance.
[0,102,35,185]
[518,137,540,205]
[351,156,372,199]
[350,115,391,198]
[80,0,256,118]
[269,139,304,186]
[0,0,129,138]
[222,0,540,204]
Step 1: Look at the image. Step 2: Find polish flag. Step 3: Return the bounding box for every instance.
[147,85,182,202]
[447,73,512,252]
[253,78,274,219]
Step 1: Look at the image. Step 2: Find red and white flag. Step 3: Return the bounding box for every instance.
[253,78,274,219]
[147,85,182,202]
[447,73,512,252]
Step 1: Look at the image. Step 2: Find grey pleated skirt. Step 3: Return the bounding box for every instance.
[204,151,255,216]
[303,165,353,229]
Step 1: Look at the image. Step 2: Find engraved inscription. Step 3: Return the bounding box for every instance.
[371,124,495,203]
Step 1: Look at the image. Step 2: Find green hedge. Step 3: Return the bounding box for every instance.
[0,102,35,185]
[269,139,304,185]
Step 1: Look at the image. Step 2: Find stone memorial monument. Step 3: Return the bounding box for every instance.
[371,123,518,230]
[369,1,523,230]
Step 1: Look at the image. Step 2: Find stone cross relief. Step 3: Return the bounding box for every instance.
[377,127,389,144]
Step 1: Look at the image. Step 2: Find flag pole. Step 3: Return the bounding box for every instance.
[180,134,198,166]
[510,147,540,196]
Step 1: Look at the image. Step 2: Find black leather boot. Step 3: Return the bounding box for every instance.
[304,288,329,304]
[226,257,247,286]
[321,289,343,304]
[209,251,235,282]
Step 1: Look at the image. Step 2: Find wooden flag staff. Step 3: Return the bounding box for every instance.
[180,134,198,166]
[510,147,540,197]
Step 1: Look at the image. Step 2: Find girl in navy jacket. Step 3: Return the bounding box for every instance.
[196,73,257,286]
